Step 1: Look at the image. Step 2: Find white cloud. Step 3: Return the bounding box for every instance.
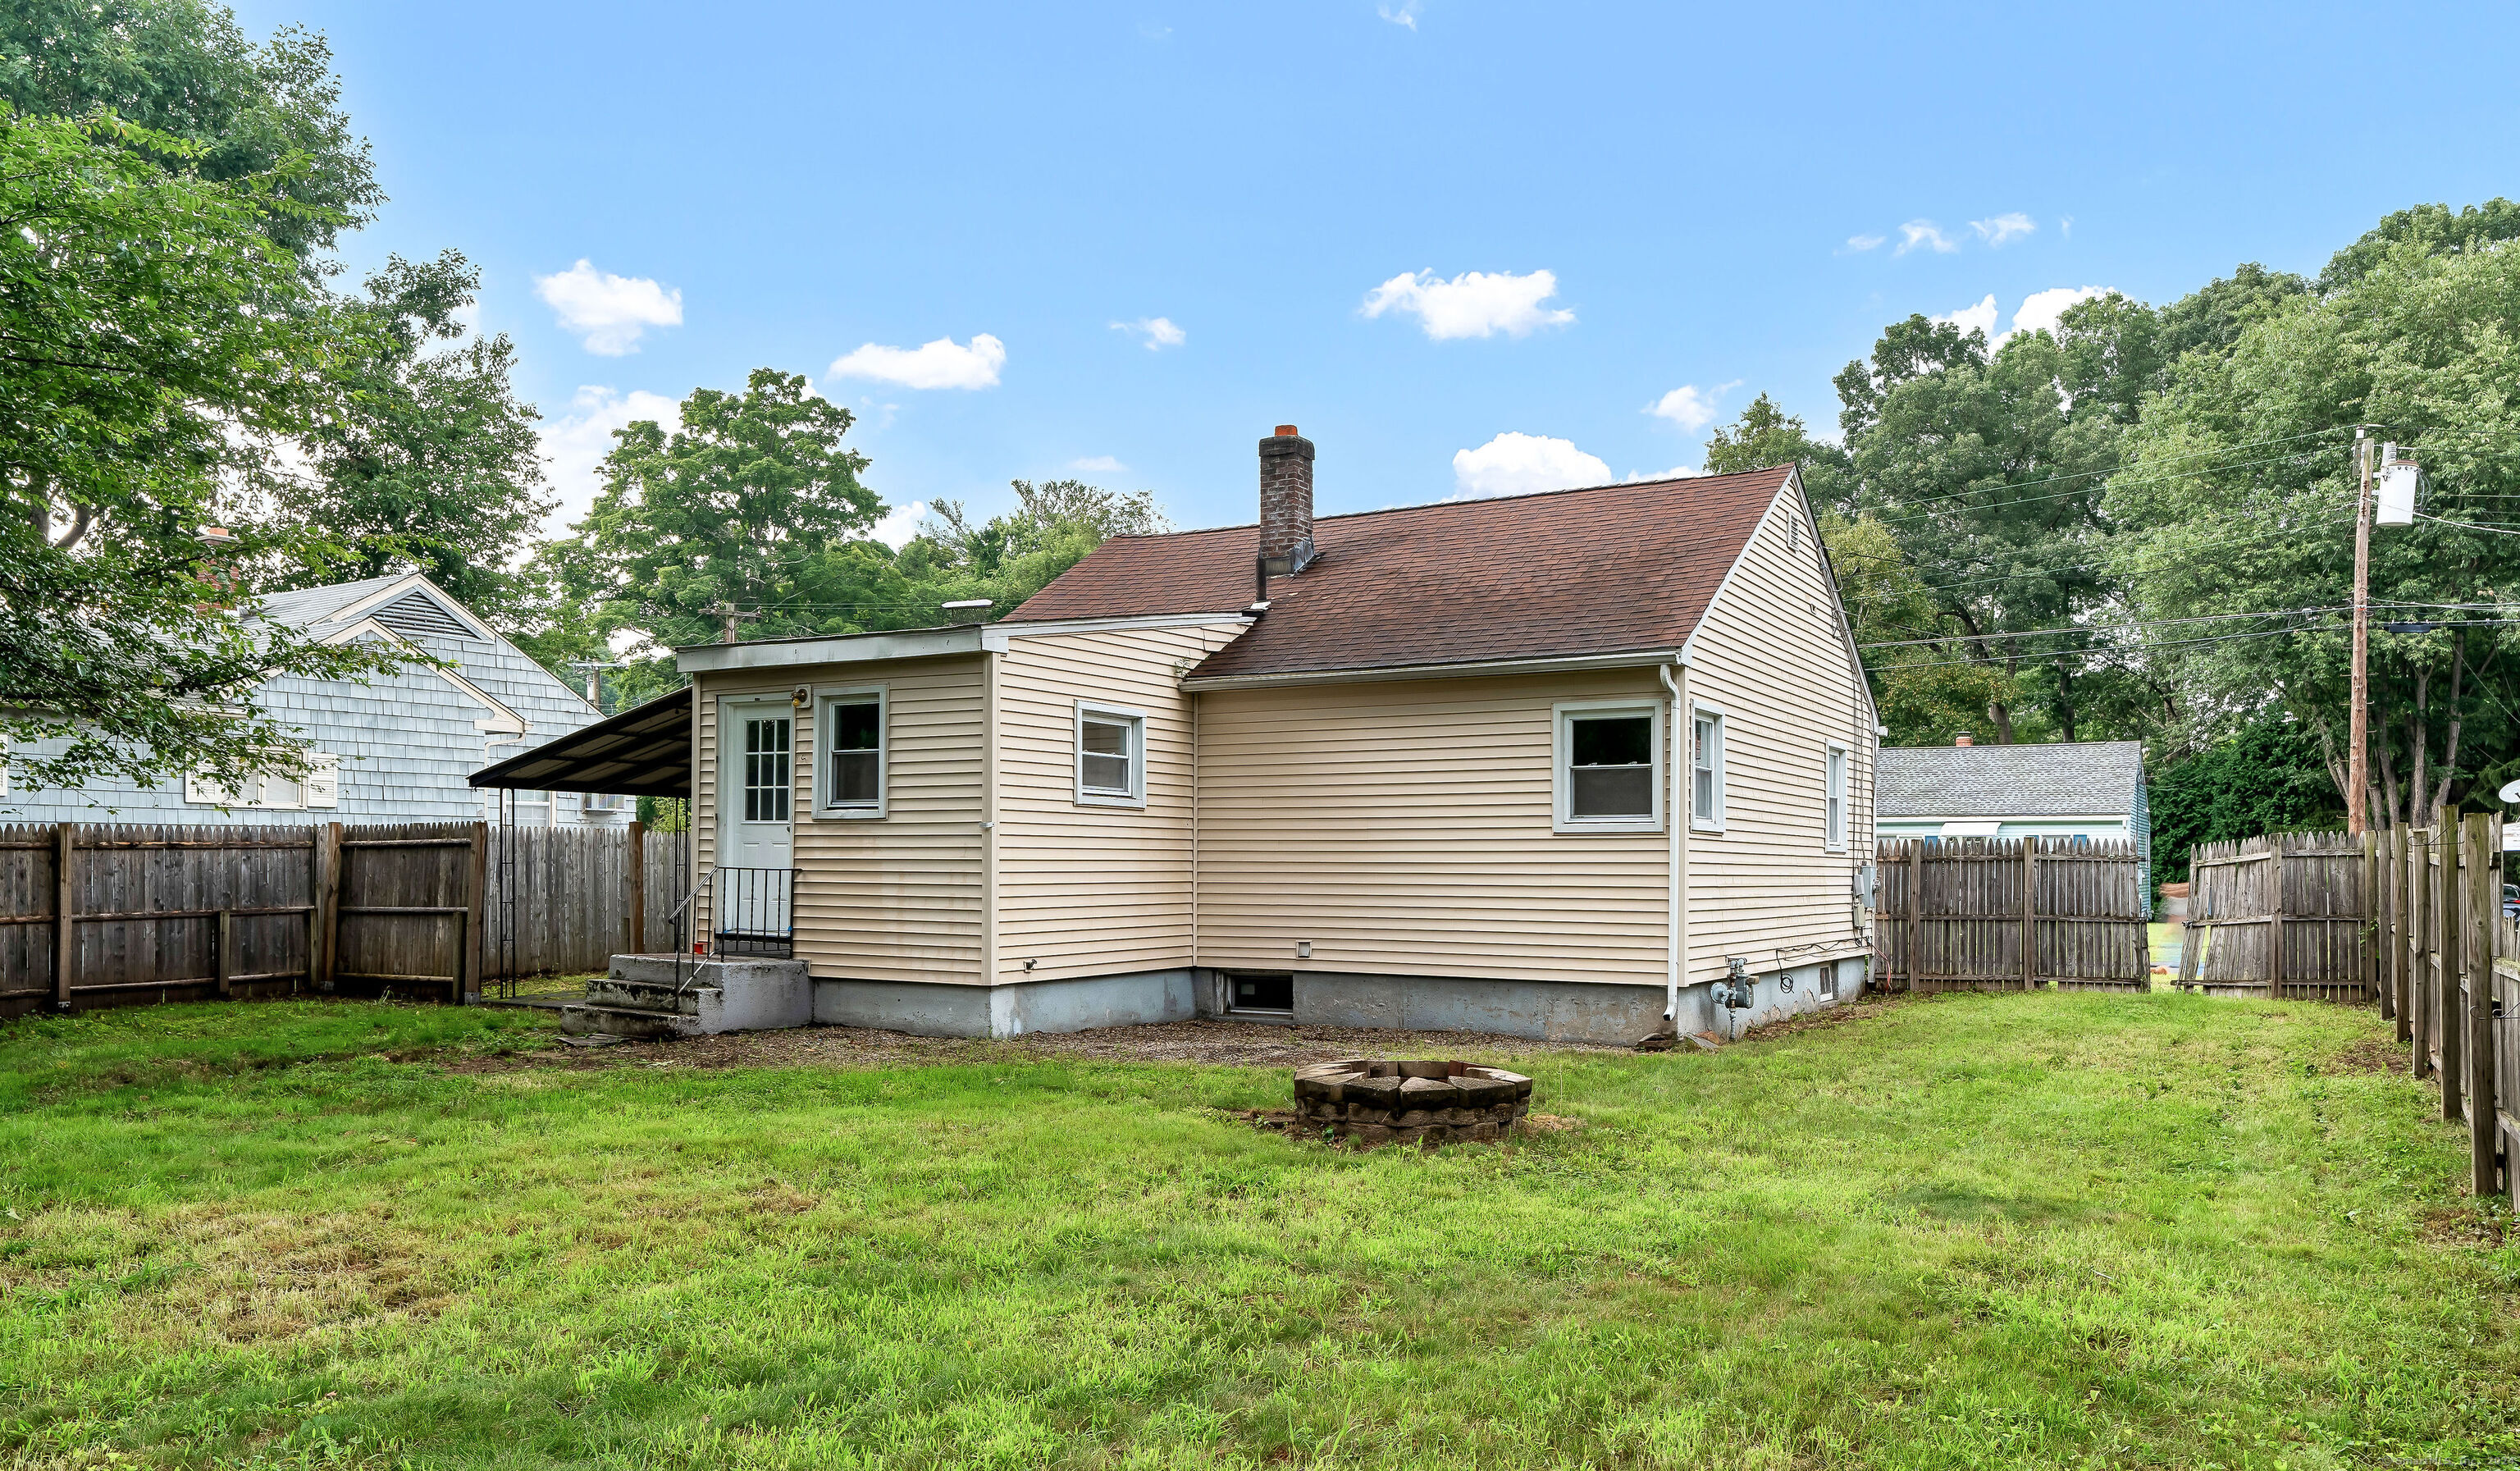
[870,500,927,550]
[1111,317,1185,350]
[537,386,682,532]
[1625,464,1704,482]
[1644,380,1742,432]
[2010,286,2113,340]
[828,333,1007,390]
[1845,233,1887,252]
[532,260,683,356]
[1895,220,1958,255]
[1970,212,2036,246]
[1363,268,1574,340]
[1379,0,1422,26]
[1068,455,1127,473]
[1933,294,2000,339]
[1450,432,1612,499]
[2060,214,2075,238]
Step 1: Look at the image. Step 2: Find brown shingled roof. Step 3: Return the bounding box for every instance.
[1006,466,1797,682]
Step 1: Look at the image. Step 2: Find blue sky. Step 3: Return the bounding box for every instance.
[235,0,2520,541]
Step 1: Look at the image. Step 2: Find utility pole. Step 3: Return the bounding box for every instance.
[718,601,739,645]
[2349,428,2375,835]
[569,659,625,711]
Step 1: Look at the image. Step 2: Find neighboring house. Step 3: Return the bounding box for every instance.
[561,427,1877,1043]
[1875,736,2152,894]
[2,572,625,828]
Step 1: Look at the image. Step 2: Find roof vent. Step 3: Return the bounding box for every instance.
[941,599,993,625]
[372,590,472,641]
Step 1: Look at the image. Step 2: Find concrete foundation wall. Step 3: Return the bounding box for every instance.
[1197,968,1667,1044]
[1689,954,1868,1039]
[813,967,1194,1038]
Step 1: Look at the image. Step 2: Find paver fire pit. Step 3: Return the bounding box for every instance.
[1290,1058,1533,1146]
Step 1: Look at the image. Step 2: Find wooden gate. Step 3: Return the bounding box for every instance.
[2178,832,2372,1002]
[1875,837,2148,992]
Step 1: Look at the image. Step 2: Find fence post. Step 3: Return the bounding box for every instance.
[464,821,487,1004]
[216,909,234,998]
[2466,812,2499,1195]
[1906,840,1922,993]
[2021,838,2038,991]
[315,822,343,991]
[52,822,75,1011]
[2439,806,2463,1118]
[628,819,646,957]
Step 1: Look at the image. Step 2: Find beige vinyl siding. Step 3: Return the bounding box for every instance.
[1195,670,1673,984]
[692,658,987,984]
[993,624,1244,982]
[1681,492,1876,982]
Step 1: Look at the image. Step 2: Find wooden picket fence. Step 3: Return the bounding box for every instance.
[2176,831,2372,1002]
[0,820,687,1017]
[1874,837,2148,992]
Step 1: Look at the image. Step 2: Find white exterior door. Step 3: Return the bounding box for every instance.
[716,698,795,943]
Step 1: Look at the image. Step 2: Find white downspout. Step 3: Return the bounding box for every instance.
[1660,659,1689,1028]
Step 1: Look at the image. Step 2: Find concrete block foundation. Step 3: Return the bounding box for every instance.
[813,968,1195,1038]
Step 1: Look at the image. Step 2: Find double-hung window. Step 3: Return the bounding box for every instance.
[1824,743,1848,851]
[820,689,885,817]
[1691,707,1725,832]
[1554,701,1661,834]
[1075,702,1145,807]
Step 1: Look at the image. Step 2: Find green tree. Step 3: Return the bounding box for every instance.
[0,0,380,262]
[2317,198,2520,293]
[546,370,880,653]
[284,249,550,622]
[1700,393,1854,512]
[2147,715,2344,883]
[2107,230,2520,825]
[0,111,397,798]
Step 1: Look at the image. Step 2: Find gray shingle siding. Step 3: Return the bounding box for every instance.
[2,575,625,828]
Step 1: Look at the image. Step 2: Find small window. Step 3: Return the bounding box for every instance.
[1691,709,1725,831]
[821,692,884,815]
[1824,744,1848,852]
[742,715,791,823]
[1555,702,1661,833]
[1229,973,1294,1013]
[1820,962,1839,999]
[1075,704,1145,806]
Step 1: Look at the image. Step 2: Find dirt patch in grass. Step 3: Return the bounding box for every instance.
[443,1018,1636,1075]
[1732,994,1907,1042]
[2327,1033,2412,1076]
[2418,1203,2509,1248]
[1232,1108,1585,1149]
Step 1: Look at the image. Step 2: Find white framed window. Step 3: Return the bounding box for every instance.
[1824,742,1848,852]
[817,687,886,818]
[1554,700,1663,834]
[185,750,336,811]
[1690,705,1726,832]
[1075,701,1146,807]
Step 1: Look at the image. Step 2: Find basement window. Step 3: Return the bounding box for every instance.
[1555,701,1662,834]
[1228,973,1294,1014]
[1075,702,1146,807]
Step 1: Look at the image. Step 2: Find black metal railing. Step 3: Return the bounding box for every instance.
[710,866,796,959]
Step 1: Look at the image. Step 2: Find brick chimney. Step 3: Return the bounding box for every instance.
[1954,733,1974,747]
[1258,424,1316,575]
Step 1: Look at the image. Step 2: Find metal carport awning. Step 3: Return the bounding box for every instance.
[469,685,691,797]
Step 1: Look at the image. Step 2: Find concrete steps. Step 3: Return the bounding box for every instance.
[559,952,810,1038]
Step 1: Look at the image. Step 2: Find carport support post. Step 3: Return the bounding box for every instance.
[52,821,74,1010]
[2465,812,2498,1195]
[464,820,487,1004]
[628,820,646,956]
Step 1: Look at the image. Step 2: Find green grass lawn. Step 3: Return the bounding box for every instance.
[0,993,2513,1470]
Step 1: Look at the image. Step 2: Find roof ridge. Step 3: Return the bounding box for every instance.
[1098,463,1795,542]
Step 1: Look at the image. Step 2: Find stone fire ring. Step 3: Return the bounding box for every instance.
[1291,1059,1533,1147]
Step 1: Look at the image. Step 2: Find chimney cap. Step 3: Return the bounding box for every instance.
[1273,423,1299,437]
[198,525,237,546]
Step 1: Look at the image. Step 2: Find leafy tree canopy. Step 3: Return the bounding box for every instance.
[0,110,398,797]
[0,0,379,262]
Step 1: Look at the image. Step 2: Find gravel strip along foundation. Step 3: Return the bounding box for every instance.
[1291,1058,1533,1146]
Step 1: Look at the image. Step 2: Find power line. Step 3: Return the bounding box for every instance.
[1850,426,2355,512]
[1869,618,2520,674]
[1855,605,2350,651]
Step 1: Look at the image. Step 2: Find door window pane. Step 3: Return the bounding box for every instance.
[743,716,791,823]
[1568,714,1653,820]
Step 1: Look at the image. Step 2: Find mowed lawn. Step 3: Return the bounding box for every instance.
[0,993,2513,1470]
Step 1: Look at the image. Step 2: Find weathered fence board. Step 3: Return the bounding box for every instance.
[1874,837,2147,991]
[2178,831,2372,1002]
[1,818,676,1016]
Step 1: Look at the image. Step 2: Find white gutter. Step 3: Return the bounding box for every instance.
[1182,646,1683,692]
[1659,658,1689,1026]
